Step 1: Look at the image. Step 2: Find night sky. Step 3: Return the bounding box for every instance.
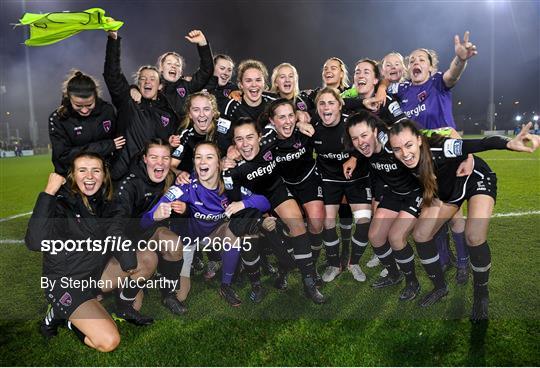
[1,0,539,144]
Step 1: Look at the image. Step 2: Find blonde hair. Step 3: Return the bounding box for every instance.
[380,52,408,82]
[322,57,350,89]
[270,63,300,98]
[406,48,439,73]
[180,92,220,141]
[315,86,344,108]
[237,59,268,89]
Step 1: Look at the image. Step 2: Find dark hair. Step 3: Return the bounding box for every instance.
[214,54,234,66]
[66,151,112,212]
[259,98,296,128]
[388,120,439,206]
[58,70,99,118]
[193,141,225,195]
[142,138,174,192]
[355,58,381,81]
[343,111,387,151]
[232,117,261,136]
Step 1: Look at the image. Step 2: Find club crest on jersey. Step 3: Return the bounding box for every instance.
[296,101,307,111]
[161,116,170,127]
[417,90,427,102]
[102,120,112,132]
[59,292,72,307]
[223,89,231,97]
[293,141,302,149]
[263,151,273,161]
[176,87,186,97]
[74,126,83,136]
[221,198,229,209]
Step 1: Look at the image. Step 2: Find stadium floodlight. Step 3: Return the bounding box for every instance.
[533,115,539,122]
[515,115,522,122]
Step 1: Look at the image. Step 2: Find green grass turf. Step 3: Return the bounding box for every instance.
[0,149,539,366]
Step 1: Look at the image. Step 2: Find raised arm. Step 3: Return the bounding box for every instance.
[443,31,477,88]
[103,31,131,108]
[184,30,214,93]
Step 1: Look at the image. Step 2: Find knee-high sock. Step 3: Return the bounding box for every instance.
[467,241,491,298]
[435,223,450,266]
[221,248,241,285]
[241,238,261,284]
[350,222,370,264]
[338,204,353,259]
[323,227,340,267]
[288,232,315,278]
[452,230,469,268]
[416,239,446,289]
[263,229,296,270]
[372,241,400,278]
[309,231,323,264]
[393,243,418,283]
[158,258,183,296]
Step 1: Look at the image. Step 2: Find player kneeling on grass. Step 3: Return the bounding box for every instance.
[142,142,274,307]
[389,120,540,321]
[25,152,121,352]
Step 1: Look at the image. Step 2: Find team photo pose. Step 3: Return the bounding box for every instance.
[104,31,179,180]
[261,98,326,288]
[25,153,121,352]
[298,87,372,283]
[223,118,326,304]
[267,63,314,112]
[396,31,478,281]
[48,71,124,176]
[105,139,191,316]
[155,30,214,120]
[388,120,540,319]
[344,111,424,301]
[143,142,273,306]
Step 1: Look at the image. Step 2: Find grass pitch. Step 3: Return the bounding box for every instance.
[0,149,539,366]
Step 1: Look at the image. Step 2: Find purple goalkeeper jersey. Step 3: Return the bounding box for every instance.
[141,179,270,238]
[396,72,456,129]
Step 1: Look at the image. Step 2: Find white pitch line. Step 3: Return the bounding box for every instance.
[1,211,539,245]
[0,211,32,223]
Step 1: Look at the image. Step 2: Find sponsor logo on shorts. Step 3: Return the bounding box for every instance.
[59,292,72,307]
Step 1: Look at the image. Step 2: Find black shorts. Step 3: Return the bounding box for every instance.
[44,278,96,319]
[321,177,372,205]
[447,168,497,207]
[266,182,295,209]
[377,189,423,218]
[285,170,324,205]
[371,177,387,203]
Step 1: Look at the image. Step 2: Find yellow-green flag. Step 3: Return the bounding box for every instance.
[17,8,123,46]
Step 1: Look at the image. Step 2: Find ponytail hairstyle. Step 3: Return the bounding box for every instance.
[259,98,296,129]
[343,110,388,152]
[193,141,225,195]
[237,59,269,89]
[406,48,439,73]
[322,57,350,89]
[270,62,300,98]
[142,138,175,193]
[66,151,112,213]
[389,120,439,206]
[315,86,344,109]
[58,70,99,118]
[180,91,220,141]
